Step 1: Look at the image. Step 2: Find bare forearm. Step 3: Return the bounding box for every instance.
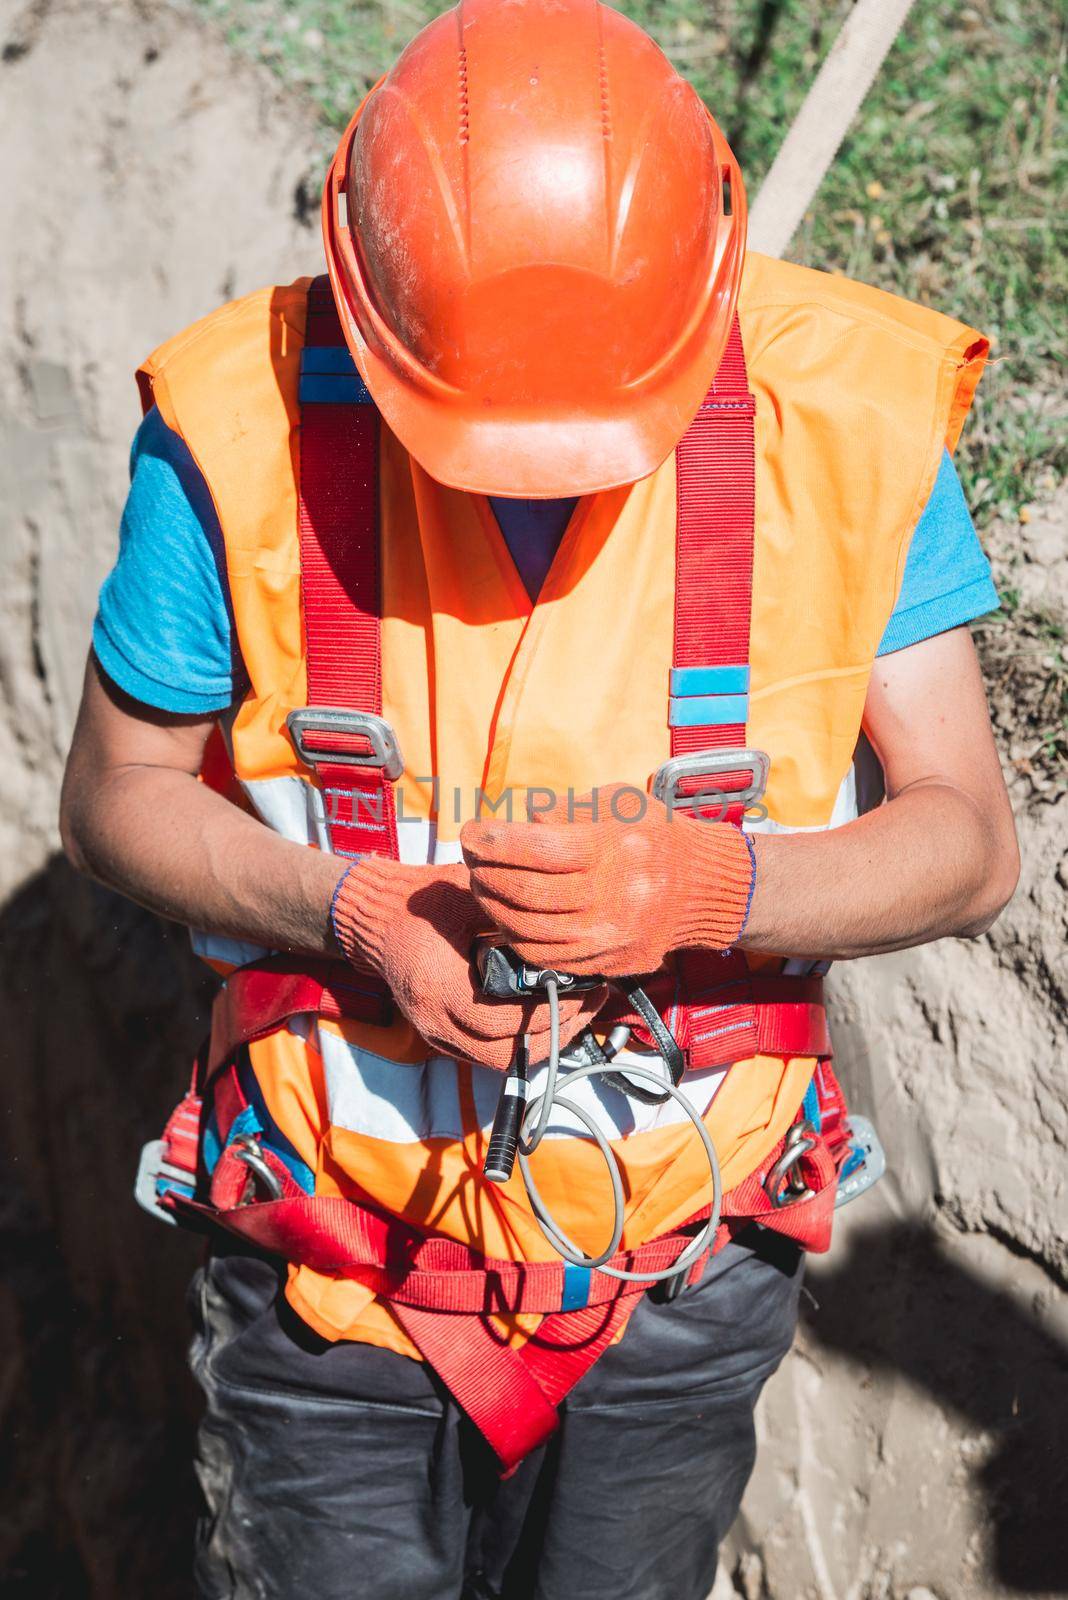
[61,762,344,956]
[740,780,1018,961]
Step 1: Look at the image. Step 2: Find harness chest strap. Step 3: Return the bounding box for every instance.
[206,954,829,1078]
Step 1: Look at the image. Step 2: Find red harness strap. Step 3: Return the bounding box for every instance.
[206,955,827,1083]
[638,320,803,1068]
[393,1295,641,1473]
[671,316,756,825]
[207,956,392,1076]
[599,959,831,1072]
[170,1058,850,1472]
[295,280,398,859]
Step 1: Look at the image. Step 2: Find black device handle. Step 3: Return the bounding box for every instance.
[483,1035,530,1184]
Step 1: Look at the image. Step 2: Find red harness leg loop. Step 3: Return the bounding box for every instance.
[400,1292,646,1475]
[393,1304,569,1472]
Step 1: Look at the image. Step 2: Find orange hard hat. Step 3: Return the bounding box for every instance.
[323,0,746,497]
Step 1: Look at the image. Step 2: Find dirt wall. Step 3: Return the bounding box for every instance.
[1,2,1064,1596]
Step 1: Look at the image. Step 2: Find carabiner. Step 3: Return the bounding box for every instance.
[764,1119,817,1209]
[232,1134,284,1204]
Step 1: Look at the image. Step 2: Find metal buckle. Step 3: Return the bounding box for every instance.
[763,1119,818,1209]
[651,747,770,813]
[232,1135,284,1204]
[133,1139,191,1225]
[834,1114,887,1209]
[286,707,404,783]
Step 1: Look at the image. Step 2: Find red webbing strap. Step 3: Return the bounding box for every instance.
[171,1058,851,1471]
[298,279,398,859]
[173,1124,841,1290]
[597,966,830,1071]
[672,316,756,825]
[159,1091,201,1176]
[203,959,829,1088]
[206,956,392,1076]
[179,1057,852,1302]
[177,1177,713,1310]
[393,1290,645,1473]
[395,1303,564,1470]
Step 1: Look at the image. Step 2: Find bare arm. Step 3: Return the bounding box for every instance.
[59,654,605,1067]
[60,655,343,954]
[741,625,1020,959]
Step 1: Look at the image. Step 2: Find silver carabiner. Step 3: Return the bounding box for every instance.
[764,1119,818,1209]
[232,1134,284,1204]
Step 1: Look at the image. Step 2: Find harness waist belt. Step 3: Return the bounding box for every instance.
[207,958,828,1077]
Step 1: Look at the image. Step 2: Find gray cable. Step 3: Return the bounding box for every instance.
[515,979,722,1283]
[523,971,562,1155]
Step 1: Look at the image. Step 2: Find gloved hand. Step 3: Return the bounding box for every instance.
[461,786,755,978]
[330,858,607,1070]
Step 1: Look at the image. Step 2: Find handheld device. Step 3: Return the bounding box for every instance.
[474,941,604,999]
[473,940,723,1285]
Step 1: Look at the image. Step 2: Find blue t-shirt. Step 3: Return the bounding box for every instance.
[93,408,998,714]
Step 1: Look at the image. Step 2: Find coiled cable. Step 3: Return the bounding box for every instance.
[513,978,722,1283]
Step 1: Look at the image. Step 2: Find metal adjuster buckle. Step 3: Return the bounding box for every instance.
[133,1139,191,1225]
[286,707,404,782]
[834,1114,887,1209]
[651,747,770,813]
[763,1119,818,1209]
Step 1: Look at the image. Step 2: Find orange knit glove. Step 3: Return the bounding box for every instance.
[330,858,608,1070]
[461,786,755,978]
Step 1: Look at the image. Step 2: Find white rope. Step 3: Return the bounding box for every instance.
[748,0,920,260]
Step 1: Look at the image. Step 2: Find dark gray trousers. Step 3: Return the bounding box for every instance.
[190,1229,802,1600]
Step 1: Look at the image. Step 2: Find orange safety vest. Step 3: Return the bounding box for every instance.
[138,253,986,1368]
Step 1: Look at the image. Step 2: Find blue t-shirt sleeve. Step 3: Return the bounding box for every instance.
[877,450,999,656]
[93,407,246,713]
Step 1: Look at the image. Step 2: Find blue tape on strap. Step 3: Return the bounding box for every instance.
[668,693,749,728]
[298,373,374,405]
[802,1077,822,1133]
[202,1106,222,1174]
[220,1104,261,1152]
[839,1146,865,1180]
[237,1057,317,1194]
[670,665,750,697]
[302,346,359,375]
[561,1263,593,1311]
[155,1175,195,1201]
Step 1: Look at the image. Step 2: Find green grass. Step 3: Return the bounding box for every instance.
[190,0,1066,783]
